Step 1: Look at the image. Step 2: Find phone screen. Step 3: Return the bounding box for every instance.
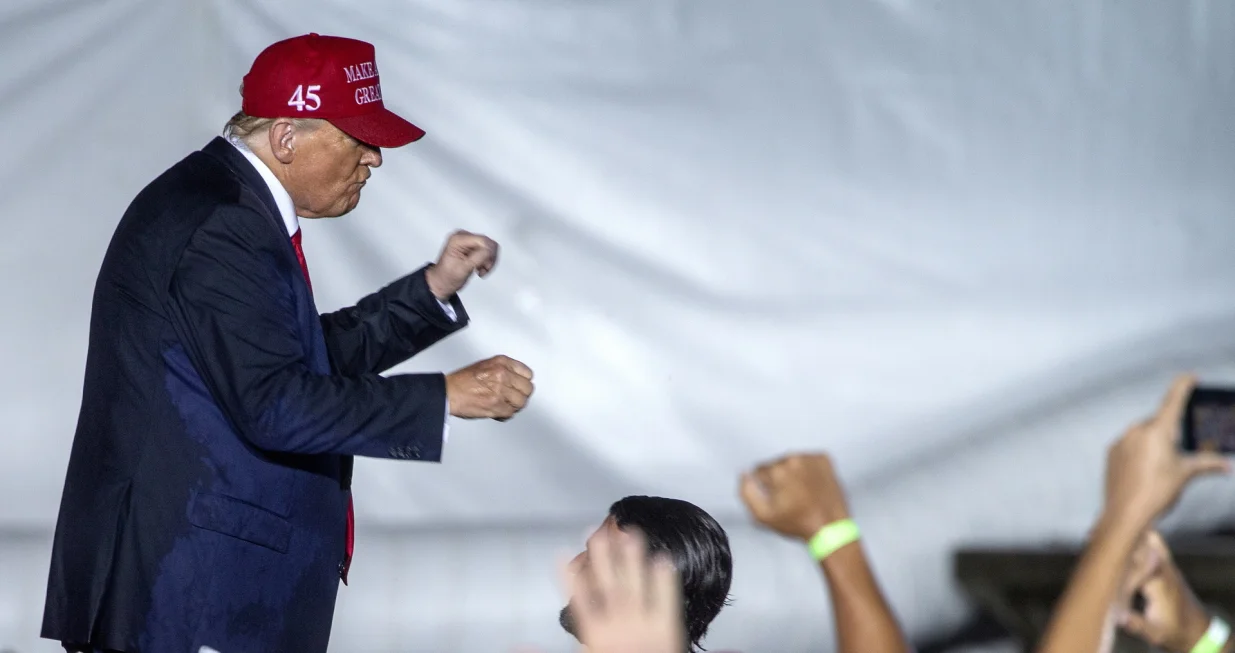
[1182,387,1235,453]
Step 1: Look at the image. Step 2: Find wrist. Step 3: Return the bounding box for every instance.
[796,509,850,543]
[818,535,863,570]
[424,265,453,301]
[1175,607,1215,653]
[1100,493,1162,533]
[806,517,861,563]
[1184,615,1231,653]
[442,373,457,416]
[1092,507,1150,544]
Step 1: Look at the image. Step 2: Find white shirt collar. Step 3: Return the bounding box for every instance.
[225,134,299,237]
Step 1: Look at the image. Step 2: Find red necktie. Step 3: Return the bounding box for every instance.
[291,228,355,585]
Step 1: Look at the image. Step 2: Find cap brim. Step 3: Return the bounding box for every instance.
[329,108,426,148]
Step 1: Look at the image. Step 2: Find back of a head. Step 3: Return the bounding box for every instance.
[608,496,733,652]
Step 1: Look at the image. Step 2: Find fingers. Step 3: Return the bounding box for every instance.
[1144,530,1170,558]
[498,380,532,412]
[769,460,796,487]
[617,530,648,609]
[503,372,534,400]
[477,238,499,276]
[1182,452,1232,479]
[490,356,533,413]
[647,553,682,616]
[587,529,619,610]
[741,461,789,527]
[496,355,534,381]
[565,555,600,624]
[1155,373,1197,432]
[1121,532,1162,599]
[556,550,582,604]
[483,357,533,409]
[753,465,776,493]
[465,242,498,277]
[1119,610,1151,640]
[449,231,499,276]
[565,526,681,649]
[738,473,771,520]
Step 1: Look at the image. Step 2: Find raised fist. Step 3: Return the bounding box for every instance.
[424,230,499,300]
[445,355,533,420]
[739,452,851,541]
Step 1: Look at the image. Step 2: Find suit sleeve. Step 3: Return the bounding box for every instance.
[319,265,468,377]
[166,206,445,461]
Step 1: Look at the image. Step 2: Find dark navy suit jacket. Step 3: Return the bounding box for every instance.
[41,137,468,653]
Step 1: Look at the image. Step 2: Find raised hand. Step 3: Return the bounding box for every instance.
[1103,374,1230,529]
[424,230,499,300]
[740,452,850,541]
[562,527,685,653]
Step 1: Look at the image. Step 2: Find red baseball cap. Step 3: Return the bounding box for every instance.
[241,33,425,148]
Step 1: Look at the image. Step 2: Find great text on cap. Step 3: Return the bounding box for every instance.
[344,61,382,106]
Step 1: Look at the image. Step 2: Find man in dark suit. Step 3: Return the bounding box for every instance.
[41,33,534,653]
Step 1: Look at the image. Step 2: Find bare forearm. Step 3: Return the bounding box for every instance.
[1036,514,1145,653]
[822,543,911,653]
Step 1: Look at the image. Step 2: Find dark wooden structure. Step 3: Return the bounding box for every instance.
[955,535,1235,652]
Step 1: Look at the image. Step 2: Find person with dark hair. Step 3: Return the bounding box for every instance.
[560,496,734,652]
[548,454,914,653]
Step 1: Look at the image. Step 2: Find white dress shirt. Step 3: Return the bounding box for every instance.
[226,135,455,444]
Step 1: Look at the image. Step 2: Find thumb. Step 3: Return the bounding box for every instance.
[1121,542,1161,599]
[464,245,490,265]
[739,473,773,521]
[502,357,534,380]
[463,246,494,277]
[1118,609,1151,640]
[1182,453,1232,480]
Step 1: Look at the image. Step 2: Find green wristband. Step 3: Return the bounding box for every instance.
[808,518,860,561]
[1191,616,1230,653]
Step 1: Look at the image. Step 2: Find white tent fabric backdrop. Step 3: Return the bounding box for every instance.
[2,0,1235,651]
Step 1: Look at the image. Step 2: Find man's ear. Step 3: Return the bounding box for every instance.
[268,119,298,164]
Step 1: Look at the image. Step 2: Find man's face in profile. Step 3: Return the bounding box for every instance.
[558,516,633,640]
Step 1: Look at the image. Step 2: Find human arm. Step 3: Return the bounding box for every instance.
[1034,375,1230,653]
[818,542,910,653]
[319,264,468,377]
[166,206,450,459]
[317,228,498,377]
[739,453,911,653]
[1118,531,1234,653]
[1038,514,1147,653]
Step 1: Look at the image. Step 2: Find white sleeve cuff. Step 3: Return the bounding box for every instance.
[437,298,457,322]
[443,396,450,443]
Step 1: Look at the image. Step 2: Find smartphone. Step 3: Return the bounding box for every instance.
[1181,386,1235,453]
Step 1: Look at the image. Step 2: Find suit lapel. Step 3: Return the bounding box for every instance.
[200,136,321,325]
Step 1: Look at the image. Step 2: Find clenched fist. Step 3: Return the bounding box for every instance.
[424,230,499,301]
[445,355,534,420]
[1118,531,1212,653]
[739,452,851,541]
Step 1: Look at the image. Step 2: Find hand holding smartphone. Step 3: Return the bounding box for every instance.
[1180,386,1235,453]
